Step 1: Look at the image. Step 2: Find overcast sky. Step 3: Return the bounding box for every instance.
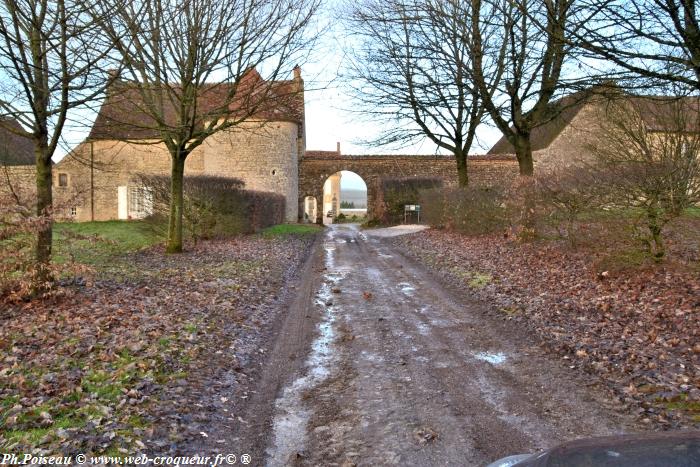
[54,2,503,176]
[300,8,502,156]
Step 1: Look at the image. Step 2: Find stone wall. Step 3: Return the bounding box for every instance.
[0,165,36,212]
[298,155,518,222]
[203,121,299,221]
[0,164,95,220]
[53,140,205,221]
[534,101,609,169]
[52,120,300,222]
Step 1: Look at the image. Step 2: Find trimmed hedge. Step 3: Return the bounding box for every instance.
[419,186,509,236]
[135,174,285,243]
[375,177,443,224]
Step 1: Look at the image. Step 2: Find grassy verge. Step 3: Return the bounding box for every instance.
[53,221,161,266]
[261,223,323,237]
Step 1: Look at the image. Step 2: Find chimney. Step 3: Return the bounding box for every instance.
[106,69,120,96]
[336,141,341,155]
[293,65,301,81]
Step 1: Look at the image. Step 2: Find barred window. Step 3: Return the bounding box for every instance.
[70,207,77,217]
[128,186,153,218]
[58,173,68,187]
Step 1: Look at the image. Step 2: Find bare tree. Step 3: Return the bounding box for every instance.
[0,0,112,283]
[573,0,700,92]
[92,0,318,253]
[590,94,700,260]
[471,0,587,176]
[344,0,500,186]
[535,165,608,245]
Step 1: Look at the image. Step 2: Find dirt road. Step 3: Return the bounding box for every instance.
[258,224,637,466]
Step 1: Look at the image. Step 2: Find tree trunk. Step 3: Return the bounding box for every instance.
[455,149,469,187]
[513,133,534,176]
[34,142,53,285]
[166,155,186,253]
[646,205,665,261]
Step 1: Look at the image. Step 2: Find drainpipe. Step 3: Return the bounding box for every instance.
[90,140,95,222]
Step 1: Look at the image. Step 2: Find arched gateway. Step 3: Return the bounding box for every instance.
[298,153,518,224]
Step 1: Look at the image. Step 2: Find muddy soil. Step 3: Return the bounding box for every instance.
[251,225,640,466]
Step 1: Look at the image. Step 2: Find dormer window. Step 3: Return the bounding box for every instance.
[58,173,68,187]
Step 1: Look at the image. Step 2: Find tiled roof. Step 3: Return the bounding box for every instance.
[629,96,700,132]
[0,118,34,166]
[488,88,700,154]
[89,68,304,141]
[488,89,593,154]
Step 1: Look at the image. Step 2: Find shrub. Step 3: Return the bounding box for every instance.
[588,95,700,260]
[134,174,285,243]
[376,177,443,224]
[420,185,508,236]
[534,166,609,245]
[1,165,90,300]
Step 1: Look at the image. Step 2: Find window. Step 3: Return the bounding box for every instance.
[70,207,77,217]
[128,186,153,218]
[58,173,68,187]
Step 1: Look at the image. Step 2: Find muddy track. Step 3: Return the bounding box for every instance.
[256,225,639,467]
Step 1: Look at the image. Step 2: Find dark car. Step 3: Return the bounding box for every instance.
[486,430,700,467]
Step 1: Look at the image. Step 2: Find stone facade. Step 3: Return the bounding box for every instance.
[202,121,300,221]
[298,155,518,223]
[532,102,602,169]
[53,140,203,221]
[322,172,341,220]
[0,166,36,210]
[53,119,300,222]
[49,65,305,223]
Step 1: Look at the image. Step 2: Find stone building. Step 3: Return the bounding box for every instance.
[0,118,34,166]
[6,83,697,225]
[52,68,305,222]
[0,118,37,210]
[487,89,700,168]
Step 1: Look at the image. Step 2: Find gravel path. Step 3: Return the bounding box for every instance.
[261,224,639,467]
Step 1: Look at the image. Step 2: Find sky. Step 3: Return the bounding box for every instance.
[339,170,366,191]
[299,9,503,157]
[52,2,504,173]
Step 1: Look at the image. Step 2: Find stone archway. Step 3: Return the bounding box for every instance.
[299,153,519,224]
[302,195,318,223]
[318,171,368,224]
[299,163,379,224]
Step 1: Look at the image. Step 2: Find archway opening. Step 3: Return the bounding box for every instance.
[322,171,367,225]
[303,195,317,223]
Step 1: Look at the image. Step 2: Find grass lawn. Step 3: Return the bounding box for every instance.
[53,220,161,267]
[261,223,323,237]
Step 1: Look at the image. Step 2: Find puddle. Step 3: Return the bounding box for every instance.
[430,318,451,328]
[324,272,344,284]
[267,230,345,465]
[361,351,385,364]
[476,374,550,448]
[473,352,507,365]
[414,322,431,336]
[434,360,453,369]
